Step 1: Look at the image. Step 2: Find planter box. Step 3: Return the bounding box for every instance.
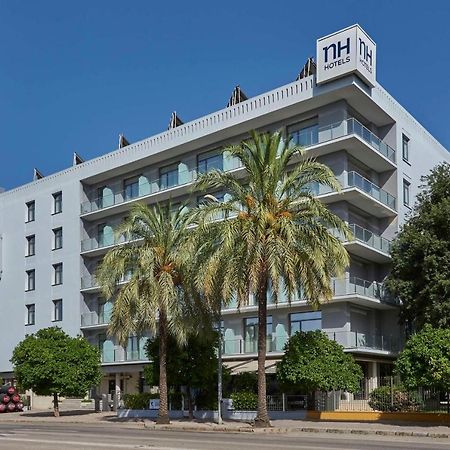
[118,409,183,419]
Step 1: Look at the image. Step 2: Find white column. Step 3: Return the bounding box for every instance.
[369,361,378,392]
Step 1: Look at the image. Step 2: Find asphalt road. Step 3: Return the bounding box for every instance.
[0,423,449,450]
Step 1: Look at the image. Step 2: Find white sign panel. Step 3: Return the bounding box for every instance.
[316,25,376,87]
[149,399,160,410]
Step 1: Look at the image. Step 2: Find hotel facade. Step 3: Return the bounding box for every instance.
[0,25,449,396]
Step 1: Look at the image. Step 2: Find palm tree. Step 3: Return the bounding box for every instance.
[97,202,202,424]
[193,130,350,427]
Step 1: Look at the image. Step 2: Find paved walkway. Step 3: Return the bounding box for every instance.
[0,410,448,439]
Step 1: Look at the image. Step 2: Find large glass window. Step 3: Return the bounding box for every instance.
[124,177,139,200]
[53,263,63,285]
[159,164,179,190]
[26,235,35,256]
[53,191,62,214]
[290,311,322,335]
[98,297,113,324]
[26,269,35,291]
[53,227,63,250]
[26,201,35,222]
[197,150,223,174]
[53,299,63,322]
[26,304,35,325]
[244,316,272,353]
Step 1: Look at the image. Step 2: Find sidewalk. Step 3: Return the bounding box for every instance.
[0,410,448,439]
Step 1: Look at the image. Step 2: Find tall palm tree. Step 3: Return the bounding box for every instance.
[193,130,350,427]
[97,202,202,424]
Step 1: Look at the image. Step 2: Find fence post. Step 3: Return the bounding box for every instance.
[390,376,394,409]
[282,393,286,412]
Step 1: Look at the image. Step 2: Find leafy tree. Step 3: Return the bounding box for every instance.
[144,332,229,418]
[386,163,450,329]
[97,203,210,424]
[11,327,101,417]
[395,325,450,392]
[193,130,349,426]
[277,331,363,393]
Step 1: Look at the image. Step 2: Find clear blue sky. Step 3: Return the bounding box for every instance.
[1,0,449,190]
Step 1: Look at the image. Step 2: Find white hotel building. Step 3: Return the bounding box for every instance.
[0,25,449,396]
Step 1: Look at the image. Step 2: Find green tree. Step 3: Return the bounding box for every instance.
[97,203,208,424]
[144,331,228,418]
[277,331,363,394]
[11,327,101,417]
[386,163,450,329]
[395,325,450,392]
[193,130,349,426]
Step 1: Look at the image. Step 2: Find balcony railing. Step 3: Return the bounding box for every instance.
[81,312,111,327]
[308,171,396,211]
[325,330,402,354]
[81,272,132,290]
[100,349,147,363]
[347,171,396,210]
[292,117,396,163]
[81,234,128,252]
[348,223,391,254]
[222,331,401,356]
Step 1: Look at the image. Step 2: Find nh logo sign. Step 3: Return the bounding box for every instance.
[316,25,376,87]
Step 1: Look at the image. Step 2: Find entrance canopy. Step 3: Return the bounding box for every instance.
[224,359,280,375]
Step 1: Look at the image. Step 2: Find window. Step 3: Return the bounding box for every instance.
[197,150,223,174]
[403,179,411,207]
[159,164,179,190]
[26,235,35,256]
[53,263,63,285]
[26,269,35,291]
[289,123,319,147]
[53,191,62,214]
[26,201,35,222]
[26,304,35,325]
[290,311,322,335]
[124,177,139,200]
[53,299,63,322]
[402,134,410,162]
[53,227,63,250]
[243,316,272,353]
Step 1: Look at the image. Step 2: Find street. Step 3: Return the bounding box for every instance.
[0,423,449,450]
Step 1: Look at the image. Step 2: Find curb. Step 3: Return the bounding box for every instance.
[142,422,450,439]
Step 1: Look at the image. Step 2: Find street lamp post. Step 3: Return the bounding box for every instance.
[217,301,223,425]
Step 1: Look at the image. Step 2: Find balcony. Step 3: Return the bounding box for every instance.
[81,273,131,293]
[81,312,110,329]
[100,348,148,364]
[222,331,400,357]
[325,330,402,355]
[80,157,243,220]
[313,171,397,218]
[291,117,396,172]
[334,223,391,263]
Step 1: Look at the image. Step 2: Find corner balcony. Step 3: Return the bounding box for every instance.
[80,273,131,293]
[222,331,400,358]
[292,117,396,172]
[336,223,391,263]
[314,171,397,218]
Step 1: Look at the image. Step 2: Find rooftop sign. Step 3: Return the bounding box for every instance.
[316,25,376,87]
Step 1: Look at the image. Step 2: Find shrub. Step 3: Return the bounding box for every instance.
[368,385,423,412]
[122,393,159,410]
[230,372,257,394]
[230,391,257,411]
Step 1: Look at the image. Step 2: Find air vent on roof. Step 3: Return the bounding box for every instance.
[118,134,131,149]
[33,168,44,181]
[168,112,184,130]
[73,152,85,166]
[297,57,317,80]
[227,85,248,107]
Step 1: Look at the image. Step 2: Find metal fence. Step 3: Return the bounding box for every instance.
[316,376,449,413]
[266,394,308,411]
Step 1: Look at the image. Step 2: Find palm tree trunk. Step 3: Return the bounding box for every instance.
[254,271,271,428]
[157,310,170,424]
